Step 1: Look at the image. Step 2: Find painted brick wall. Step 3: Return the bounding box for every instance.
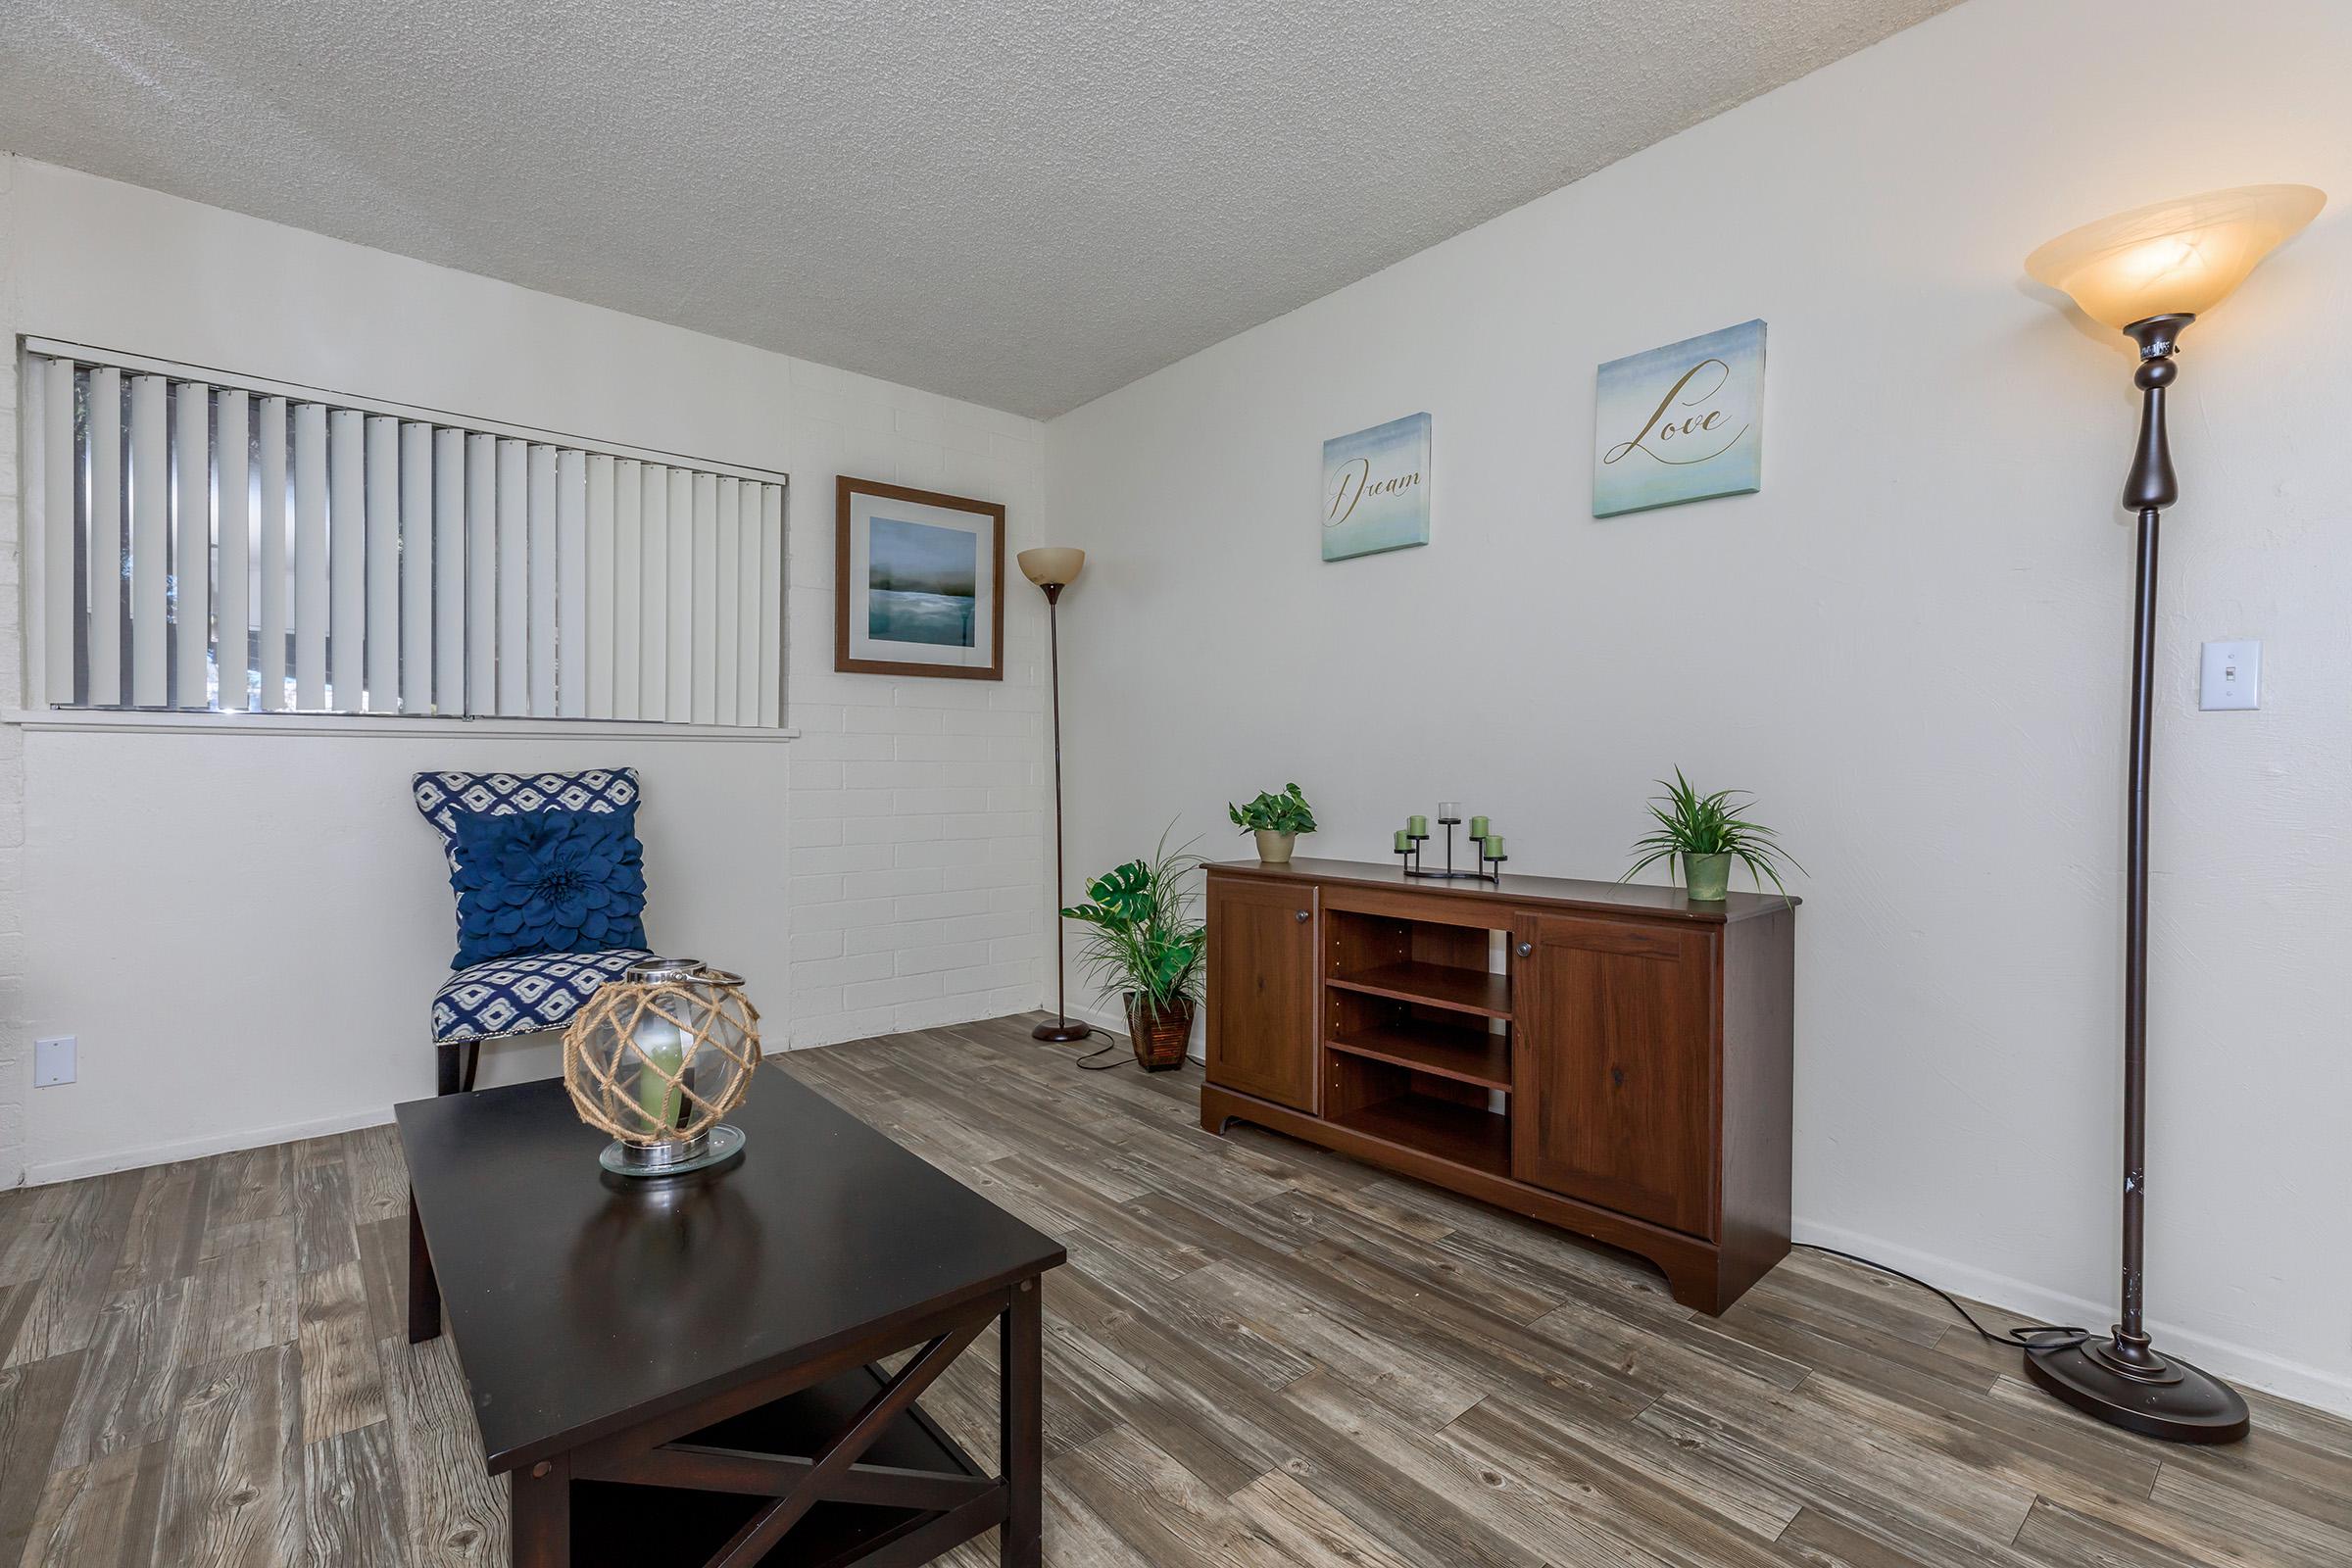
[1,157,1052,1183]
[778,367,1051,1048]
[0,159,24,1184]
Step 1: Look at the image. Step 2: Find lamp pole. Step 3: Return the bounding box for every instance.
[2020,313,2248,1444]
[1024,556,1091,1045]
[2019,183,2321,1446]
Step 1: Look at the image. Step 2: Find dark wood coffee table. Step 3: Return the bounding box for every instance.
[397,1071,1064,1568]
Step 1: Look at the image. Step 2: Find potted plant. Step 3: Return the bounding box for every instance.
[1227,782,1317,864]
[1060,829,1206,1070]
[1624,769,1803,902]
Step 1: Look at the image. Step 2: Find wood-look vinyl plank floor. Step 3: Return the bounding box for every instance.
[0,1011,2343,1566]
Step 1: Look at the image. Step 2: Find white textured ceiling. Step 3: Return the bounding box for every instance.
[2,0,1957,416]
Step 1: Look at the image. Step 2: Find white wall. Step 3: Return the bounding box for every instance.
[1046,0,2352,1413]
[1,157,1051,1185]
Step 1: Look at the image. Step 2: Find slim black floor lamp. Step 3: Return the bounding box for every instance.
[1018,547,1092,1045]
[2022,183,2324,1445]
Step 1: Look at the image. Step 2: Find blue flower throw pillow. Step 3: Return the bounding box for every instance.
[448,807,648,968]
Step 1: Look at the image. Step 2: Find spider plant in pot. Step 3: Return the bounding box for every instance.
[1060,828,1206,1070]
[1624,769,1803,903]
[1227,782,1317,864]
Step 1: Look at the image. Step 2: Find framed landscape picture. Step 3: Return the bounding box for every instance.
[834,476,1005,680]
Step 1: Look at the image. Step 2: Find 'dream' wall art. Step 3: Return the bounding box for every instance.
[1592,319,1765,517]
[1321,413,1431,562]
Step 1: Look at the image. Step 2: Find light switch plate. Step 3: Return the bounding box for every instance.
[34,1036,75,1088]
[2200,640,2261,710]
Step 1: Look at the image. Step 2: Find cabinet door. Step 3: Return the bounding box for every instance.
[1206,877,1319,1112]
[1511,911,1715,1237]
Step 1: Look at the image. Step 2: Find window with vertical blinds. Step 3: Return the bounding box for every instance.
[21,342,789,728]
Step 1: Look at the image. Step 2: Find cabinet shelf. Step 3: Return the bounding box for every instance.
[1326,1094,1510,1179]
[1327,961,1510,1020]
[1326,1019,1509,1091]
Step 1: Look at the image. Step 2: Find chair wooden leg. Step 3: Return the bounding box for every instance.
[437,1042,463,1096]
[463,1042,481,1093]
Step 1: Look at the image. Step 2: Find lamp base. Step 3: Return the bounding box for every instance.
[2024,1336,2248,1445]
[1032,1018,1093,1044]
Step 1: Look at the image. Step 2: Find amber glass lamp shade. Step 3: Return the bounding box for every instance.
[2026,184,2324,330]
[1017,547,1085,589]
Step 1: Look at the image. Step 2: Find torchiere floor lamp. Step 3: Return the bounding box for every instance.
[1019,547,1092,1045]
[2022,183,2324,1445]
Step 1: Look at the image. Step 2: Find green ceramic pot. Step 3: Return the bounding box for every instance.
[1252,830,1297,864]
[1682,851,1733,901]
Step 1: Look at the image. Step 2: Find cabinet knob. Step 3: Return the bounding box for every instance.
[1515,941,1533,957]
[1295,908,1311,922]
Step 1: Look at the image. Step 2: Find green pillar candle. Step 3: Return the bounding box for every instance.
[1408,814,1428,837]
[1394,828,1409,854]
[1468,815,1490,839]
[1485,835,1504,858]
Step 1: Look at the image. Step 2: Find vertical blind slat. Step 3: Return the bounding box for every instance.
[690,471,717,725]
[612,460,642,722]
[87,368,124,708]
[585,454,615,720]
[467,433,499,715]
[555,448,587,719]
[39,359,74,706]
[528,445,558,717]
[129,374,169,707]
[665,468,693,722]
[31,351,787,727]
[365,416,400,710]
[434,429,466,713]
[714,476,741,727]
[736,479,763,727]
[639,465,670,722]
[759,484,785,728]
[495,438,528,716]
[256,397,289,710]
[400,422,433,714]
[215,390,251,712]
[327,408,365,708]
[172,383,211,709]
[292,404,329,710]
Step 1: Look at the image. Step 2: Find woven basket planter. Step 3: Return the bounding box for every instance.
[1124,994,1194,1072]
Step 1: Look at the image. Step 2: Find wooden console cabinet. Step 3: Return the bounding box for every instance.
[1200,858,1794,1314]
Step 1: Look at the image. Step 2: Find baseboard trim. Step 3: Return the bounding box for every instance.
[25,1102,398,1187]
[1791,1215,2352,1419]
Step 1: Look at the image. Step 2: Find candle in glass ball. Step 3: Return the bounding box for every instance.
[1408,814,1428,837]
[1394,828,1408,854]
[1485,835,1504,858]
[1468,814,1490,839]
[1438,800,1461,822]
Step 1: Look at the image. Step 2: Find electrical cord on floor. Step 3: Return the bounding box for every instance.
[1070,1034,1127,1071]
[1795,1244,2091,1351]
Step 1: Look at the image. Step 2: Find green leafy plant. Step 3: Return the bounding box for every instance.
[1061,826,1207,1009]
[1623,768,1804,899]
[1227,782,1318,836]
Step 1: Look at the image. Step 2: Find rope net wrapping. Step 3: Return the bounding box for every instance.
[563,971,760,1145]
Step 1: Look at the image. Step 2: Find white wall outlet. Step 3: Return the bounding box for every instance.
[2200,640,2261,710]
[34,1036,76,1088]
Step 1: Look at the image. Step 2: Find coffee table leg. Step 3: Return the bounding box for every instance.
[1001,1276,1042,1568]
[407,1189,442,1345]
[510,1456,569,1568]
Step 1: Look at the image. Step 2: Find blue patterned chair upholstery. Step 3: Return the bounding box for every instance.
[414,768,649,1094]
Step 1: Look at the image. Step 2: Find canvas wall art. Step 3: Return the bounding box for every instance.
[1592,319,1766,517]
[835,476,1004,679]
[1322,412,1431,562]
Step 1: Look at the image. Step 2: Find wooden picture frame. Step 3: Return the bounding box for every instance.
[834,475,1006,681]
